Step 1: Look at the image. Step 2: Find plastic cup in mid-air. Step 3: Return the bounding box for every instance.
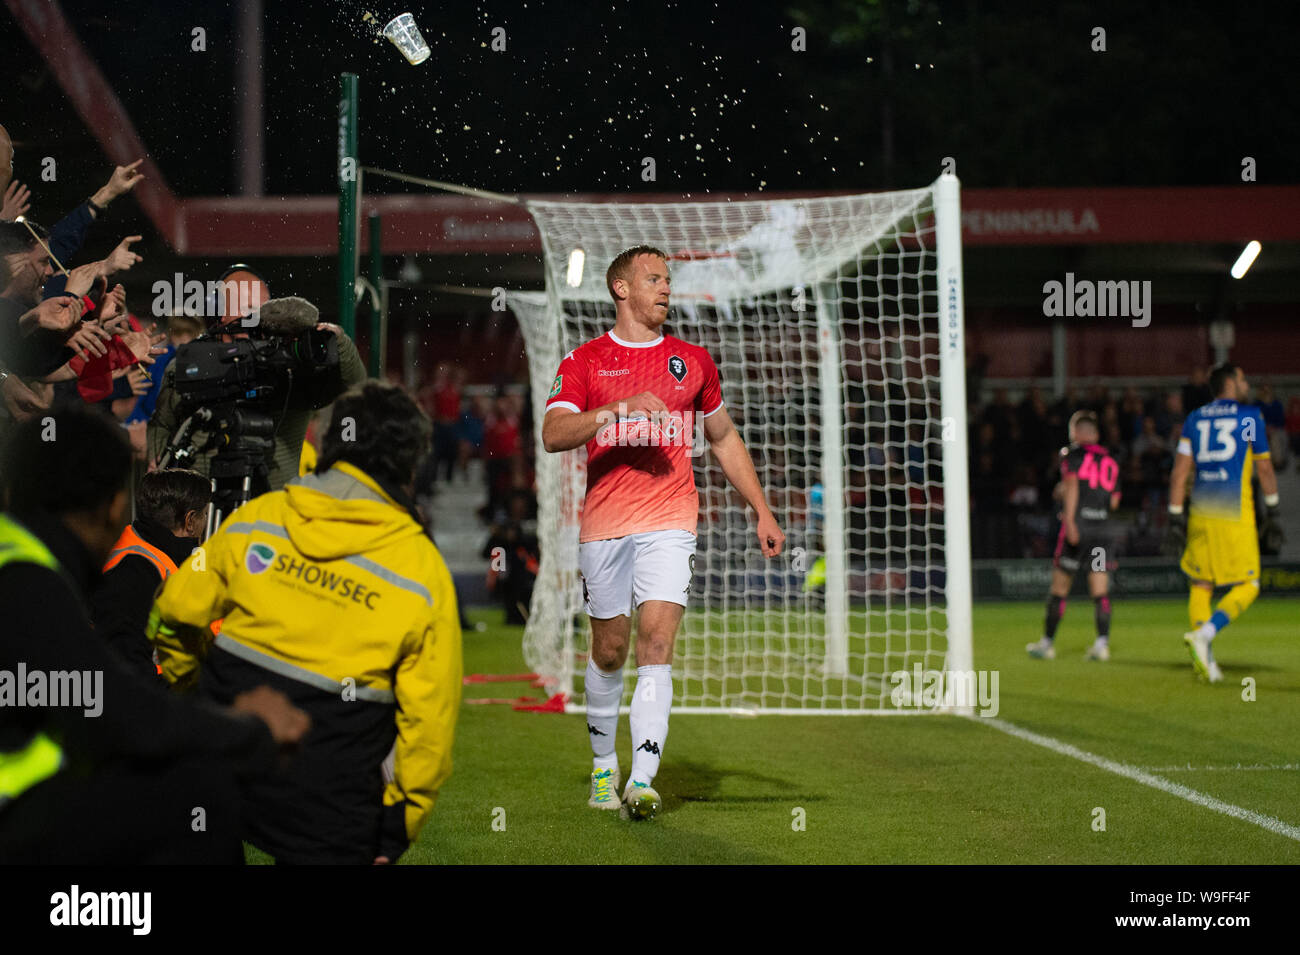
[383,12,431,65]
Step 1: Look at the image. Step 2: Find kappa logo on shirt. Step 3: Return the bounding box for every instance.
[668,355,687,382]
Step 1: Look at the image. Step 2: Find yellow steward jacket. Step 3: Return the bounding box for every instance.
[148,461,462,845]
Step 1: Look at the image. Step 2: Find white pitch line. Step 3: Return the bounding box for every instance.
[979,717,1300,843]
[1140,764,1300,773]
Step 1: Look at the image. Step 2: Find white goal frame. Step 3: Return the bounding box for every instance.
[511,175,972,716]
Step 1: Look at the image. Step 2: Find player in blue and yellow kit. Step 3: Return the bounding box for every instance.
[1164,364,1282,683]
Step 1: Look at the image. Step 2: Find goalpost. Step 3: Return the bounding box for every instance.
[511,175,971,714]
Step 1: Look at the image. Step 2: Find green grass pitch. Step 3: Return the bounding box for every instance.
[253,597,1300,864]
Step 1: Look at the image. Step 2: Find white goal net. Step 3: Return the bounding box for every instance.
[511,175,971,714]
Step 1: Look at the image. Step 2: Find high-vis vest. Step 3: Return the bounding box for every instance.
[0,514,66,808]
[104,524,180,578]
[104,524,182,675]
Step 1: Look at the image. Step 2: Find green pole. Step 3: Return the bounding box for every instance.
[368,212,383,378]
[337,72,359,338]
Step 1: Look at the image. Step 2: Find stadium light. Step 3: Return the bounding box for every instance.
[1230,240,1261,279]
[566,247,585,288]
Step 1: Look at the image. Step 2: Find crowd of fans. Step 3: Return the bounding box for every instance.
[968,374,1297,559]
[0,126,173,465]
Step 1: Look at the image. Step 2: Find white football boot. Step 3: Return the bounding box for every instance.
[588,767,621,810]
[621,780,661,821]
[1026,638,1056,660]
[1183,630,1221,683]
[1084,640,1111,662]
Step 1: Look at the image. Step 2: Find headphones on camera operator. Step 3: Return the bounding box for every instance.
[160,264,344,536]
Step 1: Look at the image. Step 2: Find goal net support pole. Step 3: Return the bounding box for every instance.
[815,279,849,678]
[936,173,974,713]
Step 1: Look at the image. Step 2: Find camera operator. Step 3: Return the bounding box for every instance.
[146,265,366,495]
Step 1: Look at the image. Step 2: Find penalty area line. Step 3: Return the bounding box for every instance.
[978,716,1300,843]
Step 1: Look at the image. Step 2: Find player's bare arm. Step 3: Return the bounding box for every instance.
[1255,455,1278,499]
[702,405,785,558]
[1167,451,1193,509]
[1062,472,1080,545]
[542,390,669,452]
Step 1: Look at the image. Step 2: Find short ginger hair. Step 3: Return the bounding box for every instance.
[605,245,669,303]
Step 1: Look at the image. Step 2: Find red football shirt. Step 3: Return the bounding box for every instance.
[546,331,724,542]
[483,414,520,458]
[433,384,462,421]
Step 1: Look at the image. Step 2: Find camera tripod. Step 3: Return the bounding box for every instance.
[159,405,277,539]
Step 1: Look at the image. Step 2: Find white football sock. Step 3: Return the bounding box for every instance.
[585,659,623,770]
[629,664,673,786]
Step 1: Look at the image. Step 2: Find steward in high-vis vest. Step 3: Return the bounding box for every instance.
[0,410,309,864]
[148,382,463,865]
[92,468,211,682]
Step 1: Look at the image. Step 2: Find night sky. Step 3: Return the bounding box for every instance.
[7,0,1296,206]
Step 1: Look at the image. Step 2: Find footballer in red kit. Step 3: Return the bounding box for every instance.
[547,331,721,544]
[542,246,784,820]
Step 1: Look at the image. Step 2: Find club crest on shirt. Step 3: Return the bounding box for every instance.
[668,355,687,382]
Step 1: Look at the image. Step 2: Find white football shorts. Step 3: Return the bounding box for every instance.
[578,529,697,619]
